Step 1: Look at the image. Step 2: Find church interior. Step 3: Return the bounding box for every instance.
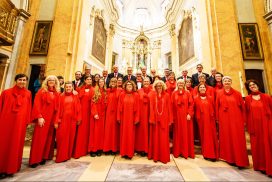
[0,0,272,181]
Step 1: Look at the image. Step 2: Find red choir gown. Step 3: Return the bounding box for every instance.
[88,88,106,153]
[216,88,249,167]
[214,82,223,96]
[29,88,60,165]
[171,90,195,158]
[73,85,94,158]
[166,81,176,96]
[0,86,32,174]
[245,93,272,175]
[194,95,218,160]
[55,93,81,163]
[135,87,151,154]
[103,88,122,153]
[148,91,173,163]
[117,91,140,158]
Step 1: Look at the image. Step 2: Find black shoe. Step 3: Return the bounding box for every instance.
[29,163,39,168]
[110,152,116,155]
[90,153,96,157]
[104,151,110,155]
[204,157,217,162]
[140,152,146,157]
[0,173,7,179]
[6,173,13,178]
[96,152,102,157]
[40,159,46,165]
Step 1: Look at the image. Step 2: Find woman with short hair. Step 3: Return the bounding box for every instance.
[216,76,249,168]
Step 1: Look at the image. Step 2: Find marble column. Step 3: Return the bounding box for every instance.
[169,24,179,73]
[208,0,247,94]
[105,24,115,72]
[256,0,272,94]
[45,0,80,78]
[0,58,9,91]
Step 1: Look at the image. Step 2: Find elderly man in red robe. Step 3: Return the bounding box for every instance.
[0,74,32,178]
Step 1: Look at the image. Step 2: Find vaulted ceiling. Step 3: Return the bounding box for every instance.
[116,0,172,30]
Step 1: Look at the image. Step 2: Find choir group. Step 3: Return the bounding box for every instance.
[0,63,271,179]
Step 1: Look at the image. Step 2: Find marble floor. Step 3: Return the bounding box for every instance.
[1,146,271,181]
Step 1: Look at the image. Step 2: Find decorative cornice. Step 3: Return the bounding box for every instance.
[18,8,31,20]
[264,10,272,24]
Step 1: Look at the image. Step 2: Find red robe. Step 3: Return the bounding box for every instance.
[194,95,218,159]
[29,88,60,165]
[214,82,223,96]
[148,91,173,163]
[117,91,140,158]
[193,84,215,100]
[166,81,176,96]
[216,88,249,167]
[245,93,272,175]
[171,90,194,158]
[55,93,81,163]
[88,88,106,152]
[0,86,31,174]
[135,87,151,153]
[103,88,122,152]
[73,85,94,158]
[186,87,194,94]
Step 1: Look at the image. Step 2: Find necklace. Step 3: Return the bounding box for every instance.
[156,95,164,115]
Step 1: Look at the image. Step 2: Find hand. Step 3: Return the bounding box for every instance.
[73,90,78,95]
[134,121,139,124]
[54,123,58,129]
[77,121,81,125]
[94,115,99,120]
[186,114,191,121]
[38,118,45,127]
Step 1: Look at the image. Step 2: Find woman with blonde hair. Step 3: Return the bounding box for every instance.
[117,80,140,159]
[103,77,122,155]
[148,80,173,163]
[29,75,61,168]
[55,82,81,163]
[171,79,194,159]
[89,78,107,157]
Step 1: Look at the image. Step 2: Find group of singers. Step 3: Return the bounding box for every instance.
[0,63,271,179]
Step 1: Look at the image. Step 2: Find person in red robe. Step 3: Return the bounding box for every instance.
[171,79,194,159]
[245,79,272,176]
[192,74,215,100]
[148,80,173,164]
[89,78,107,157]
[29,75,60,168]
[0,74,32,178]
[166,72,176,96]
[216,76,249,168]
[194,83,218,161]
[55,82,81,163]
[103,77,122,155]
[73,75,94,158]
[214,72,224,95]
[117,81,140,159]
[135,77,152,156]
[185,78,194,94]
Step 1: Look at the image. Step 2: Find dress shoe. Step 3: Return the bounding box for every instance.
[90,153,96,157]
[40,159,46,165]
[29,163,39,168]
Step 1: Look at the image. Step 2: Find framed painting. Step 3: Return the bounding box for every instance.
[30,21,53,55]
[238,23,264,60]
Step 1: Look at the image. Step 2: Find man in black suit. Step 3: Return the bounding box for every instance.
[102,69,111,88]
[81,65,93,81]
[177,69,191,81]
[150,68,156,83]
[207,67,217,87]
[141,66,152,84]
[161,68,170,82]
[107,65,123,82]
[72,71,83,90]
[123,66,136,85]
[191,64,209,87]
